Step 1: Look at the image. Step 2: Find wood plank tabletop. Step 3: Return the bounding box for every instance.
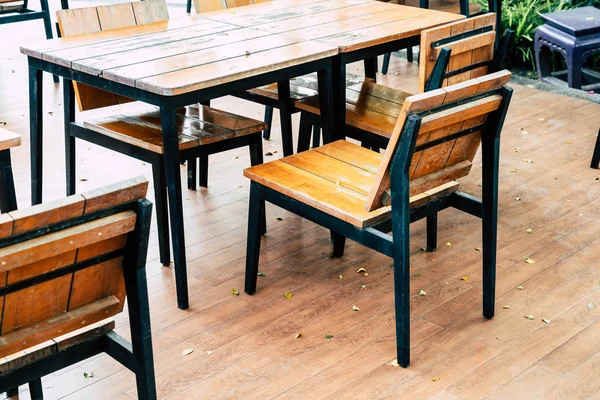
[201,0,465,52]
[20,14,338,96]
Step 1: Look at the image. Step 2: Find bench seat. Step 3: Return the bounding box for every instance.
[0,128,21,151]
[82,102,267,154]
[244,140,459,228]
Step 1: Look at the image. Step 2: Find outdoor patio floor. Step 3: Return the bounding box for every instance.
[2,9,600,399]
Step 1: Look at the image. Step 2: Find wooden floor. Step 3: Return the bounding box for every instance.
[3,8,600,400]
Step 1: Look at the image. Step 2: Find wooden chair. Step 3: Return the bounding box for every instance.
[0,177,156,399]
[58,0,267,271]
[0,0,57,83]
[380,0,502,74]
[296,14,511,152]
[244,71,512,367]
[0,129,20,213]
[192,0,367,152]
[592,128,600,169]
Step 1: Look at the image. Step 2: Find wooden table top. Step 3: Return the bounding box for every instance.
[20,14,338,96]
[201,0,465,52]
[20,0,462,96]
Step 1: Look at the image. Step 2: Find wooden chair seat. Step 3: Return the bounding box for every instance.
[248,73,367,101]
[0,128,21,151]
[295,81,412,138]
[244,140,459,228]
[82,102,267,154]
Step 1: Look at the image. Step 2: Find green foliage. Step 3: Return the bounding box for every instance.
[473,0,600,70]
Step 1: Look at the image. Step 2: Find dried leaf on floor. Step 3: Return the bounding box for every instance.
[475,248,481,251]
[588,302,595,309]
[432,377,440,382]
[414,273,421,277]
[510,169,518,173]
[517,285,524,290]
[182,348,194,356]
[83,372,95,378]
[446,242,451,247]
[461,276,468,281]
[276,217,283,221]
[542,319,551,324]
[390,360,400,367]
[206,350,213,355]
[419,290,426,296]
[525,257,535,264]
[525,314,535,320]
[295,333,302,339]
[284,291,293,299]
[338,274,343,279]
[526,228,533,234]
[503,305,511,309]
[325,335,333,339]
[357,267,367,274]
[515,197,521,201]
[231,288,239,295]
[257,272,265,277]
[352,305,360,311]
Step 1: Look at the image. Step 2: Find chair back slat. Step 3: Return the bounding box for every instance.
[193,0,267,14]
[419,13,496,93]
[56,0,169,111]
[365,70,511,211]
[0,177,148,358]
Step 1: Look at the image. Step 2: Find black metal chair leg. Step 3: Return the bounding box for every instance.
[426,213,437,251]
[263,106,274,140]
[407,47,414,63]
[364,57,378,81]
[186,0,191,13]
[591,128,600,169]
[297,112,313,153]
[244,182,264,295]
[64,78,76,196]
[187,158,196,191]
[249,135,266,236]
[122,203,157,400]
[331,232,346,257]
[39,0,58,83]
[199,155,209,188]
[29,379,43,400]
[152,161,170,267]
[0,150,18,213]
[277,80,294,156]
[312,121,321,149]
[382,53,391,74]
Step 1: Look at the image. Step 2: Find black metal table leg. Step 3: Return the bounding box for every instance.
[64,78,76,196]
[317,60,336,144]
[364,57,378,81]
[29,63,43,205]
[591,128,600,169]
[330,55,346,141]
[276,80,294,156]
[159,106,189,310]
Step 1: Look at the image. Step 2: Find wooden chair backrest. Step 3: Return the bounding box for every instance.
[56,0,169,111]
[365,70,511,211]
[418,13,496,93]
[193,0,270,14]
[0,177,149,358]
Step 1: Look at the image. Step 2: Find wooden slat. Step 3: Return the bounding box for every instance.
[404,0,482,15]
[8,195,85,235]
[0,296,121,359]
[314,140,382,175]
[0,211,137,273]
[419,13,496,92]
[99,30,295,86]
[134,40,338,95]
[132,0,170,25]
[96,2,137,31]
[0,128,21,151]
[199,0,327,21]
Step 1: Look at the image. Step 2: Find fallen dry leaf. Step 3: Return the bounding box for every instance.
[525,257,535,264]
[542,319,551,324]
[352,305,360,311]
[182,348,194,356]
[517,285,524,290]
[390,360,400,367]
[325,335,333,339]
[356,267,367,274]
[338,274,343,279]
[446,242,452,247]
[525,314,535,320]
[503,305,511,309]
[419,290,426,296]
[257,272,265,277]
[515,196,521,201]
[510,169,518,173]
[475,247,481,252]
[295,333,302,339]
[588,302,595,309]
[206,350,213,355]
[432,377,440,382]
[461,276,468,281]
[231,288,239,295]
[284,291,293,299]
[526,228,533,234]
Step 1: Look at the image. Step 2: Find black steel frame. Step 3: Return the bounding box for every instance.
[592,127,600,169]
[0,198,157,399]
[28,53,336,311]
[0,149,17,213]
[245,86,513,367]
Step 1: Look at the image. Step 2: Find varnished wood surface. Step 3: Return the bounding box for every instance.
[201,0,465,52]
[0,128,21,151]
[5,18,600,397]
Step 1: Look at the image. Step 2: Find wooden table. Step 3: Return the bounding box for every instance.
[20,14,339,310]
[201,0,464,137]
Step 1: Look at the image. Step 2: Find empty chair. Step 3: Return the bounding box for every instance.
[57,0,267,274]
[244,71,513,367]
[296,13,511,152]
[0,177,156,399]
